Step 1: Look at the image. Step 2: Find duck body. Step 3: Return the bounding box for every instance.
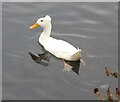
[39,35,81,61]
[30,15,81,61]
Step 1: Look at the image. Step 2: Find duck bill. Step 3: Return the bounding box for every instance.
[29,22,39,29]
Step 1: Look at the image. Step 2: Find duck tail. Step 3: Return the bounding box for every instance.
[77,47,82,52]
[70,50,81,61]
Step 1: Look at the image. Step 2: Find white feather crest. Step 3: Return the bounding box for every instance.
[45,15,52,22]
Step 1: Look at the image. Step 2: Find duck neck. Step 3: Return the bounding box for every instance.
[41,23,52,38]
[39,23,52,44]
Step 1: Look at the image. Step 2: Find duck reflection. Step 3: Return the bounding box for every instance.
[29,52,50,66]
[65,60,80,75]
[29,51,80,75]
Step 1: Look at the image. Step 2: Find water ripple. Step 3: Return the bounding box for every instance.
[86,54,114,59]
[53,33,98,39]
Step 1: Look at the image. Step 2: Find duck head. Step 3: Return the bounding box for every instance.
[29,15,52,29]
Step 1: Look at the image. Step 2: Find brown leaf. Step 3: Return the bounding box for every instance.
[106,87,113,102]
[116,88,120,98]
[112,72,119,78]
[105,67,110,76]
[94,88,99,95]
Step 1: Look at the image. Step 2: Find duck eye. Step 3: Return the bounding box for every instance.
[41,20,43,22]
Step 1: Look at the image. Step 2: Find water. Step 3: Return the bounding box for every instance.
[2,2,118,100]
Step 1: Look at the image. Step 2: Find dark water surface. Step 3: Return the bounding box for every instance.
[2,2,118,100]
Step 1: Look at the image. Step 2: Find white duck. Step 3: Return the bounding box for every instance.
[29,15,85,71]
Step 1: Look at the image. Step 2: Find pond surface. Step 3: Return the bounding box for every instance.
[2,2,118,100]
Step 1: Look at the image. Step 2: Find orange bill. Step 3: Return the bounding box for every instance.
[29,22,39,29]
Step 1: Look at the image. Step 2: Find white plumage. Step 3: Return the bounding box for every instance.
[30,15,82,62]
